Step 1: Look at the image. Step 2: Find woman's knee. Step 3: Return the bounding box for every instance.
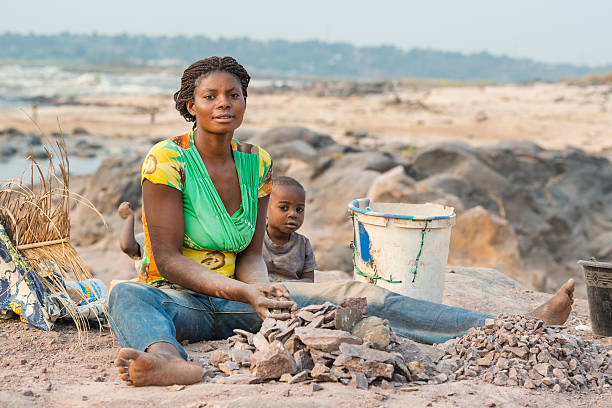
[108,281,159,314]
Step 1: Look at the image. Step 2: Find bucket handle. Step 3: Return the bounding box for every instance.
[348,199,451,221]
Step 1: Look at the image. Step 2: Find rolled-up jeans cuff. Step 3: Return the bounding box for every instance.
[114,328,188,360]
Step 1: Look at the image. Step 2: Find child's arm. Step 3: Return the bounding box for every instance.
[118,202,141,259]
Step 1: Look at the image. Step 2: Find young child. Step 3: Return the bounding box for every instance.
[264,176,317,282]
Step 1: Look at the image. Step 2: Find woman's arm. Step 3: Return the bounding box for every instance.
[143,180,293,318]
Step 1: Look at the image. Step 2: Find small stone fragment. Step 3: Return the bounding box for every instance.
[407,361,425,375]
[535,363,551,377]
[216,374,263,384]
[311,363,337,382]
[288,370,310,384]
[339,356,394,378]
[294,327,362,352]
[283,335,302,355]
[340,297,367,315]
[253,332,270,351]
[218,361,240,375]
[476,351,495,367]
[279,373,293,382]
[338,343,395,363]
[351,317,391,348]
[312,383,324,392]
[230,349,253,366]
[308,315,326,328]
[293,348,312,372]
[209,350,230,367]
[334,307,363,332]
[350,370,369,389]
[251,340,297,379]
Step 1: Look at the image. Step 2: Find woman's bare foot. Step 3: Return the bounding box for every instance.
[114,344,203,387]
[118,202,134,220]
[528,279,575,325]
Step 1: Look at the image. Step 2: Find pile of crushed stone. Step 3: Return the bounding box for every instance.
[206,298,450,390]
[438,314,612,393]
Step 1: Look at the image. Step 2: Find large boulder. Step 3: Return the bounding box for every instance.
[449,206,523,285]
[248,126,336,150]
[366,166,464,213]
[76,156,142,214]
[265,140,317,163]
[70,156,142,246]
[417,173,499,214]
[411,142,510,197]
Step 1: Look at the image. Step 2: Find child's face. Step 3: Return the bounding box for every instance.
[267,185,306,234]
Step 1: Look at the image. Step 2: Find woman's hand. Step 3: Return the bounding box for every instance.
[245,284,296,320]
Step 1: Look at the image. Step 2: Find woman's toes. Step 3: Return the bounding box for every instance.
[118,348,142,360]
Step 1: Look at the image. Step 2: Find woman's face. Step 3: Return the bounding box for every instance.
[187,71,246,135]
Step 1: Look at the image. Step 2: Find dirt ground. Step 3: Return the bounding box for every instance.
[1,267,610,408]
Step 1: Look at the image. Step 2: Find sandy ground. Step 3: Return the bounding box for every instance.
[0,82,611,154]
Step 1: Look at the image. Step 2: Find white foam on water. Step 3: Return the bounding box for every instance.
[0,64,305,108]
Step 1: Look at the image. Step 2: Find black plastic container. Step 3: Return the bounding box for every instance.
[578,260,612,337]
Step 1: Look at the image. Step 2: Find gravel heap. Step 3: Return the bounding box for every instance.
[208,298,447,389]
[438,314,612,393]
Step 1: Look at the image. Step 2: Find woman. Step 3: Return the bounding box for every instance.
[110,56,575,387]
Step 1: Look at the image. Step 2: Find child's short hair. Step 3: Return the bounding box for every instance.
[272,176,305,192]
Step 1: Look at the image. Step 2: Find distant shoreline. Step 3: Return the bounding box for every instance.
[2,32,611,82]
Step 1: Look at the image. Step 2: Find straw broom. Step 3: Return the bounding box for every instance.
[0,133,105,333]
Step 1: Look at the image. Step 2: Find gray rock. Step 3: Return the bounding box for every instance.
[351,316,391,348]
[251,340,297,379]
[340,297,367,315]
[230,349,253,366]
[338,343,395,363]
[249,126,336,150]
[349,371,369,389]
[289,370,310,384]
[294,327,362,352]
[311,363,337,382]
[294,349,314,372]
[334,307,363,332]
[393,339,435,366]
[209,350,230,367]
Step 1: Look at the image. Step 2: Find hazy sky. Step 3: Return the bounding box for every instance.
[3,1,611,66]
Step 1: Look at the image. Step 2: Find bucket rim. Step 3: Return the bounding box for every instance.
[578,259,612,269]
[348,198,454,221]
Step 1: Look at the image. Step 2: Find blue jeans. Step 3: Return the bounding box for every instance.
[108,281,492,360]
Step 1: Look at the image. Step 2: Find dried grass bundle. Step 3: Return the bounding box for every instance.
[0,132,105,332]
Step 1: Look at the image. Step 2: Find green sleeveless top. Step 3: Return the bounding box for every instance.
[139,131,273,284]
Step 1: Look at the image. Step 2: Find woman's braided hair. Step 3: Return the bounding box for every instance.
[173,56,250,127]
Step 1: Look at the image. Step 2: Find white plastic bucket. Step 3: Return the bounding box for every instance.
[348,198,456,303]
